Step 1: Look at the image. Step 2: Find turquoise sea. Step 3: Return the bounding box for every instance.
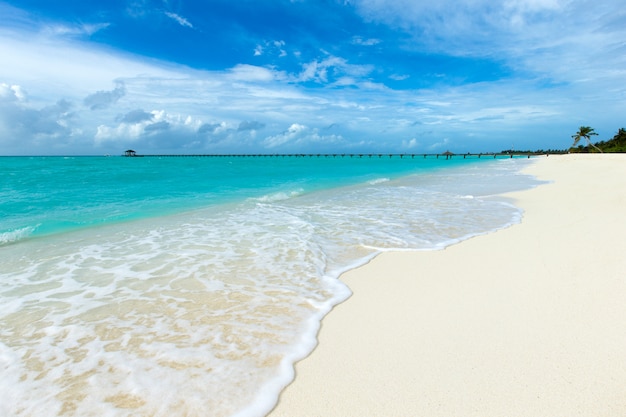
[1,155,542,417]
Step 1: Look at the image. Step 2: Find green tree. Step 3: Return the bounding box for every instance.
[571,126,602,153]
[597,128,626,152]
[615,128,626,145]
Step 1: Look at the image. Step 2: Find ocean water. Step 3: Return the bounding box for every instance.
[0,155,543,417]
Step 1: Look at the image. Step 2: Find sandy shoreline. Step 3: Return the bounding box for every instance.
[268,154,626,417]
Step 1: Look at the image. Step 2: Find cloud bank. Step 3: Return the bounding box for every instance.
[0,1,625,155]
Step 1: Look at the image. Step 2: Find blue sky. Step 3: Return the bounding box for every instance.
[1,0,624,155]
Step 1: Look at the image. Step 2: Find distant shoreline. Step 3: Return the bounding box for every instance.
[0,152,552,158]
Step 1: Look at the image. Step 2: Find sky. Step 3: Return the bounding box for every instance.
[0,0,625,155]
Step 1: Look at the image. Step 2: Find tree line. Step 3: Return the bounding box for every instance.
[570,126,626,153]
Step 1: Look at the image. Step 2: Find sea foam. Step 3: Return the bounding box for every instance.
[0,225,37,245]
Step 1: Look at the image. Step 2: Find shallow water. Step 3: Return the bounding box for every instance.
[0,155,543,417]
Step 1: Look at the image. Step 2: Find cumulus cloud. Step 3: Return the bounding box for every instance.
[95,123,142,143]
[84,82,126,110]
[264,123,307,148]
[94,108,216,152]
[0,83,26,101]
[119,109,154,123]
[263,123,345,150]
[238,121,265,131]
[96,109,167,142]
[144,120,170,132]
[198,123,223,134]
[0,90,72,133]
[0,93,75,153]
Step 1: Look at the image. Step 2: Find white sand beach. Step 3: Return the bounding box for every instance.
[268,154,626,417]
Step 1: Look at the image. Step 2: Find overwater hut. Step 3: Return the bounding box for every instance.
[442,150,454,160]
[124,149,137,157]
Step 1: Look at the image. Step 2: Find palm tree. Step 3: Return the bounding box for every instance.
[571,126,602,152]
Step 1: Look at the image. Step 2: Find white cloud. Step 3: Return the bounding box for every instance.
[0,30,183,101]
[351,36,381,46]
[0,94,76,153]
[274,40,287,57]
[164,12,193,28]
[352,0,626,84]
[0,83,26,101]
[297,56,374,84]
[42,23,111,37]
[84,82,126,110]
[262,123,345,150]
[402,138,419,149]
[228,64,278,82]
[253,40,288,58]
[96,122,143,143]
[264,123,307,148]
[428,138,450,151]
[389,74,410,81]
[144,120,170,132]
[353,0,566,35]
[94,109,202,148]
[198,122,226,135]
[238,120,266,132]
[119,109,153,123]
[1,2,624,155]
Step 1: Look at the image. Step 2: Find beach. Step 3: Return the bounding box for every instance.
[268,154,626,417]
